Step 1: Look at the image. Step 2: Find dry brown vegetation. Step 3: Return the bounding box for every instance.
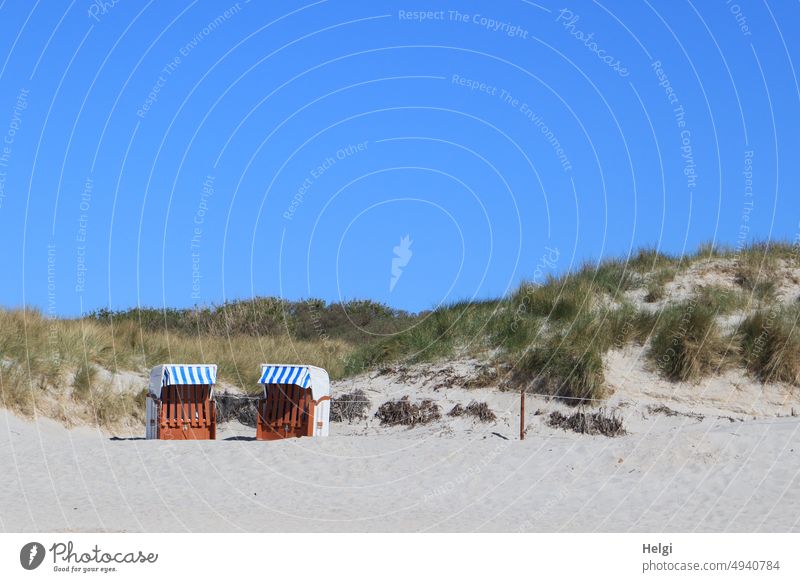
[0,308,354,427]
[375,396,441,426]
[547,409,626,437]
[215,392,260,427]
[330,389,371,423]
[448,401,497,422]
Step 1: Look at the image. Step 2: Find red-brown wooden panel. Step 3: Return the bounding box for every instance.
[256,384,313,440]
[157,384,215,440]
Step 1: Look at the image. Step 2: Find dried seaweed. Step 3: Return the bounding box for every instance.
[448,400,496,422]
[547,408,625,437]
[330,389,371,423]
[375,396,441,426]
[215,392,260,427]
[647,404,704,421]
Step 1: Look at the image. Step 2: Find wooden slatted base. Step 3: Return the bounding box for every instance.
[256,384,315,440]
[158,384,216,440]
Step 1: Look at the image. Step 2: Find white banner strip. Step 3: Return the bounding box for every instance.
[1,533,798,581]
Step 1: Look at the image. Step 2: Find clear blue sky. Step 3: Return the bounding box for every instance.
[0,0,798,316]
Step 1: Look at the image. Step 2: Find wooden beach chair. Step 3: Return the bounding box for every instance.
[145,364,218,440]
[256,365,330,440]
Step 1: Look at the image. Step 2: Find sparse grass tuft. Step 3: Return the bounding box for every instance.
[626,247,677,272]
[648,303,730,382]
[516,332,607,405]
[738,308,800,385]
[692,285,749,315]
[643,267,677,303]
[644,282,665,303]
[732,243,783,301]
[90,390,147,428]
[604,305,658,348]
[72,361,97,400]
[490,310,542,352]
[583,259,639,295]
[510,278,590,321]
[0,365,35,416]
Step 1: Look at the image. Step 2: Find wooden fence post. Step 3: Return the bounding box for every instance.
[520,388,525,441]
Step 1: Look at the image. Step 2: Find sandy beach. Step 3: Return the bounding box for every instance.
[3,357,798,533]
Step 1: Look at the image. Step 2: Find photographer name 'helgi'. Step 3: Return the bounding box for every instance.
[643,543,673,557]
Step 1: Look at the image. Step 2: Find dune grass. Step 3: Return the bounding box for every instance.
[686,285,753,318]
[343,299,502,374]
[88,298,416,342]
[342,240,798,402]
[1,240,798,426]
[517,338,607,403]
[0,308,356,423]
[648,302,731,382]
[643,267,678,303]
[738,307,800,384]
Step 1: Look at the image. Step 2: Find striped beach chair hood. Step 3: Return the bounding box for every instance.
[163,364,217,386]
[148,364,217,399]
[259,364,330,400]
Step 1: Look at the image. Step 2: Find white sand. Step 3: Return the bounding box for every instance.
[2,356,799,532]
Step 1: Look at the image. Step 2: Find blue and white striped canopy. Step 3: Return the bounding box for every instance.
[162,364,217,386]
[259,365,311,388]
